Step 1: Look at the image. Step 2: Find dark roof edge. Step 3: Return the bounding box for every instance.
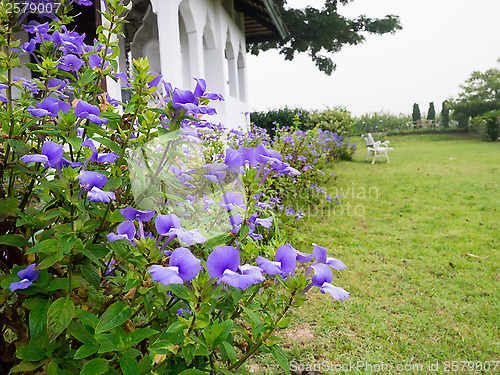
[261,0,288,40]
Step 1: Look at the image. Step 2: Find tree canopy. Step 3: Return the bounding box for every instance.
[412,103,421,122]
[427,102,435,120]
[248,0,402,75]
[450,62,500,127]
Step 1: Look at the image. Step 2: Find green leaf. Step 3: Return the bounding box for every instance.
[83,244,109,265]
[270,345,290,375]
[94,136,123,154]
[119,356,140,375]
[8,360,44,373]
[203,320,233,350]
[47,278,69,292]
[26,238,58,254]
[221,341,237,364]
[29,299,50,340]
[127,328,158,346]
[68,320,97,345]
[79,263,101,289]
[47,297,75,341]
[73,343,98,360]
[95,334,118,353]
[16,344,47,361]
[38,253,59,270]
[277,316,292,329]
[75,309,99,330]
[7,139,30,155]
[94,302,133,334]
[80,358,109,375]
[178,370,209,375]
[80,70,98,85]
[0,197,19,217]
[0,234,31,248]
[57,235,81,259]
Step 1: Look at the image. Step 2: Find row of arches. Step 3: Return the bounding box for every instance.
[129,0,247,102]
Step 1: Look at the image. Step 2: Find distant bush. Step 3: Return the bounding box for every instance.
[353,112,412,134]
[303,107,354,136]
[251,107,355,137]
[250,107,310,134]
[471,110,500,141]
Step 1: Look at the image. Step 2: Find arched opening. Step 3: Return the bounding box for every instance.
[237,50,246,101]
[179,11,191,88]
[224,31,237,98]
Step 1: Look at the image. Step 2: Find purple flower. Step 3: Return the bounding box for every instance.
[147,72,162,89]
[172,89,197,112]
[255,144,283,165]
[312,244,347,271]
[79,171,107,191]
[107,221,136,243]
[89,53,105,70]
[193,78,224,101]
[256,244,298,277]
[23,21,50,34]
[203,163,227,183]
[148,247,202,286]
[206,246,264,289]
[9,264,38,292]
[75,0,93,6]
[27,97,70,118]
[224,148,243,173]
[176,308,192,317]
[166,228,206,246]
[74,100,108,125]
[88,187,115,203]
[21,141,63,168]
[57,54,84,71]
[310,263,350,301]
[81,139,118,164]
[219,192,246,211]
[155,214,181,236]
[120,207,155,222]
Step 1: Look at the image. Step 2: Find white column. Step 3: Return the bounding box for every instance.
[152,0,183,88]
[99,1,124,105]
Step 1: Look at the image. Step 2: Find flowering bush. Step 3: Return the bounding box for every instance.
[0,1,350,374]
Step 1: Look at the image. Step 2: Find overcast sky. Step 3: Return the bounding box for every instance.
[246,0,500,116]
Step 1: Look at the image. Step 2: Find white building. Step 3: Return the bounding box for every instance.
[103,0,287,129]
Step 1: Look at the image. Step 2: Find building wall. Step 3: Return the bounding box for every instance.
[134,0,250,129]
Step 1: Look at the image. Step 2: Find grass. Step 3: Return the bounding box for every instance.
[253,134,499,374]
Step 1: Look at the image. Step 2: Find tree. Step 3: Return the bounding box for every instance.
[450,63,500,128]
[427,102,436,120]
[249,0,402,75]
[440,101,450,128]
[412,103,421,122]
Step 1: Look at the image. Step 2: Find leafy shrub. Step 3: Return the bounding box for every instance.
[249,107,310,134]
[0,1,351,374]
[353,112,412,134]
[303,107,354,136]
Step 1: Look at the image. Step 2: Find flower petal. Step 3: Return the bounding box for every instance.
[17,263,38,281]
[155,214,181,235]
[275,244,297,274]
[256,256,283,276]
[312,243,328,263]
[169,247,202,281]
[320,282,350,301]
[311,263,333,287]
[206,246,240,278]
[325,257,347,271]
[148,265,183,286]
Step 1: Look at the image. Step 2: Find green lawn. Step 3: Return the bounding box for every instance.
[256,134,500,374]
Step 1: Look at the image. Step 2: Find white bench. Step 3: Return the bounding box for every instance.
[361,133,393,164]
